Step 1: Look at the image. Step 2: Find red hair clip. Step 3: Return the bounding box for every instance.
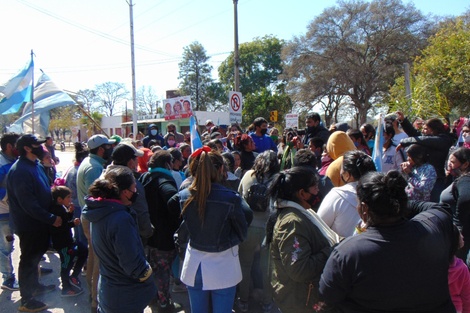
[190,146,211,158]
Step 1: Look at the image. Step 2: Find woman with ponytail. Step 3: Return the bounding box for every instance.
[317,150,376,237]
[178,147,252,313]
[266,166,340,313]
[320,171,455,313]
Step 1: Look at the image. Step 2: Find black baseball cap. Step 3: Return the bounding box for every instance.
[16,134,46,151]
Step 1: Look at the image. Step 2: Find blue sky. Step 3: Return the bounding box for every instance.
[1,0,468,102]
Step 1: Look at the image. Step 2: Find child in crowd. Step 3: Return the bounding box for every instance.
[50,186,88,297]
[448,225,470,313]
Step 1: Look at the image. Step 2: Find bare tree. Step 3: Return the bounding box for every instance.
[282,0,431,124]
[75,89,98,113]
[95,82,129,116]
[136,85,159,115]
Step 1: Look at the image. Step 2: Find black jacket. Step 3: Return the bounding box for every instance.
[49,204,75,250]
[139,170,180,250]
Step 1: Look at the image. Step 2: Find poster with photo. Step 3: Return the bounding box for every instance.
[163,96,193,121]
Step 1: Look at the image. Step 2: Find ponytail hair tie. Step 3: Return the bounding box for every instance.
[190,146,211,159]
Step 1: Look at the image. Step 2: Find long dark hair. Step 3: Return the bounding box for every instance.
[342,150,376,180]
[265,166,319,244]
[252,150,280,182]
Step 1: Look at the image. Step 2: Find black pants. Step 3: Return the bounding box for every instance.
[57,241,88,288]
[17,230,50,303]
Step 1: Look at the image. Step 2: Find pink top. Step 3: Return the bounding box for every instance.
[448,256,470,313]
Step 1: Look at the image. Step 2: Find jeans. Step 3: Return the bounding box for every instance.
[187,265,236,313]
[17,230,49,302]
[0,220,14,281]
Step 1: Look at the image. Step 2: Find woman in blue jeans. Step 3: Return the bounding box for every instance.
[177,146,252,313]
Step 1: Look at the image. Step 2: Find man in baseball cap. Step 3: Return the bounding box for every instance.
[78,134,115,312]
[7,134,62,311]
[86,134,115,150]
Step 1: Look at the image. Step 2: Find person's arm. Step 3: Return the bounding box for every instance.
[0,162,12,200]
[319,248,350,304]
[317,190,340,228]
[276,217,332,283]
[132,181,154,238]
[11,169,57,225]
[112,214,153,282]
[454,176,470,231]
[230,196,250,242]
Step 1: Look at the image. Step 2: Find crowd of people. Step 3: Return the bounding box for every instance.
[0,111,470,313]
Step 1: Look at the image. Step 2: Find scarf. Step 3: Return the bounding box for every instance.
[277,199,341,246]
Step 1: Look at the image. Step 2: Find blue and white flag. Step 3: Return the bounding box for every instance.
[371,115,384,172]
[9,72,76,137]
[0,59,34,115]
[190,115,203,152]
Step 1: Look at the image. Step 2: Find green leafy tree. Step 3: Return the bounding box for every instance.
[389,14,470,120]
[49,106,80,140]
[178,42,213,111]
[282,0,431,124]
[218,35,284,95]
[242,86,292,128]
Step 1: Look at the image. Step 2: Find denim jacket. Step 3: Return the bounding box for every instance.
[178,183,252,253]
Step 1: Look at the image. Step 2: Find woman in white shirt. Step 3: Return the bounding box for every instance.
[318,151,376,237]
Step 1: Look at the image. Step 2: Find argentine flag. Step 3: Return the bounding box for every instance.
[190,115,203,152]
[0,59,34,115]
[9,72,76,137]
[371,115,385,172]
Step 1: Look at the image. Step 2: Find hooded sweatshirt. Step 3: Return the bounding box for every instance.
[325,131,357,187]
[82,197,155,313]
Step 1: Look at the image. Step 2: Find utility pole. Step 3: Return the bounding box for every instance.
[128,0,138,135]
[233,0,240,92]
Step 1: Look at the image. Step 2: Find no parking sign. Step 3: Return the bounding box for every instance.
[229,91,243,124]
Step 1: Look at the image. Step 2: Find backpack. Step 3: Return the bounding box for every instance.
[245,179,270,212]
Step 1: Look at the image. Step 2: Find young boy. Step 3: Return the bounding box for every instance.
[50,186,88,297]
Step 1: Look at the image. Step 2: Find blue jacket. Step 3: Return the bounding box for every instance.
[7,156,54,233]
[82,197,156,313]
[0,151,16,220]
[178,183,252,253]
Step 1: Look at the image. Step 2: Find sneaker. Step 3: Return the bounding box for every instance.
[235,298,249,313]
[18,298,48,312]
[61,285,83,298]
[32,284,55,296]
[171,283,187,293]
[1,277,19,291]
[69,276,82,289]
[158,300,182,312]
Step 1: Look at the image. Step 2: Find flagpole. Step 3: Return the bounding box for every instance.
[30,50,35,135]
